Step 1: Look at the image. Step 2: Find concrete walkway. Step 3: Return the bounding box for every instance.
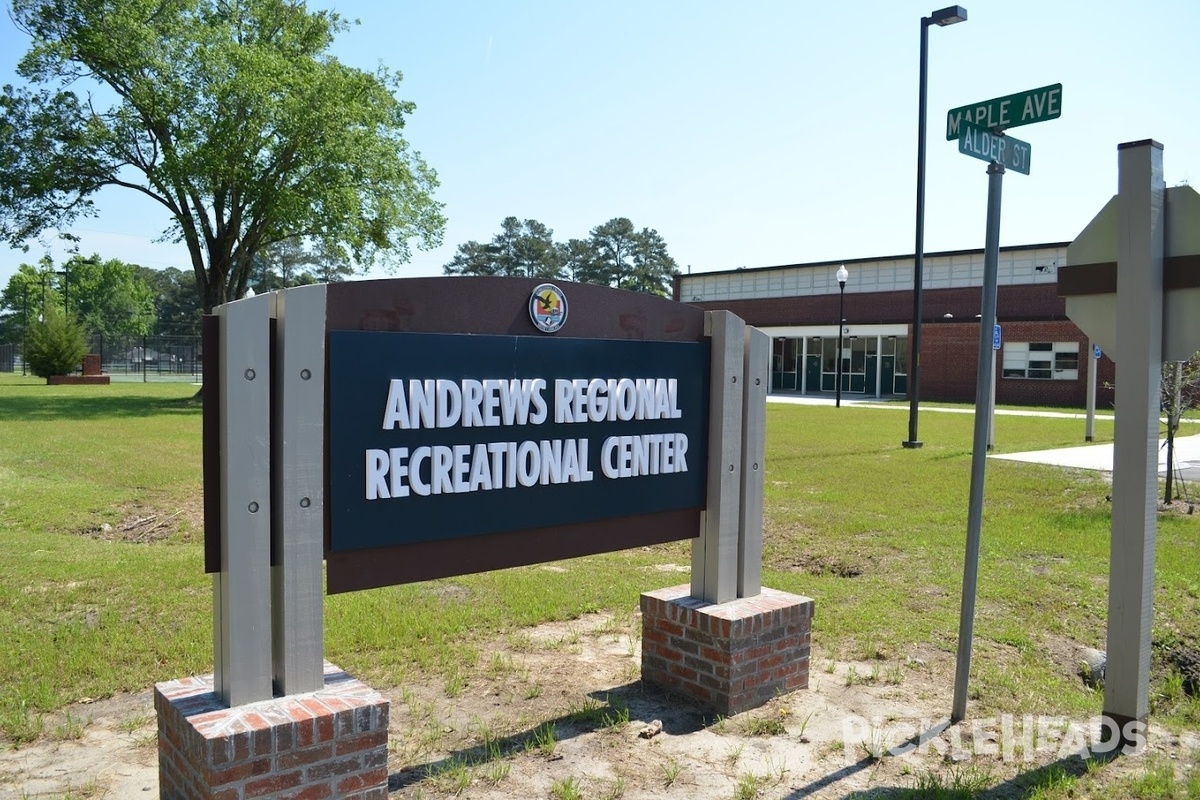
[767,393,1200,480]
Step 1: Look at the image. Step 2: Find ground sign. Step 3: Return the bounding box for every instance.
[204,277,733,594]
[178,274,779,800]
[946,83,1062,140]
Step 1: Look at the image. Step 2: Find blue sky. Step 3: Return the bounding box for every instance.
[2,0,1197,289]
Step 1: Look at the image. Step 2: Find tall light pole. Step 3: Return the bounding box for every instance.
[21,285,29,376]
[56,268,70,315]
[835,265,849,408]
[904,4,968,449]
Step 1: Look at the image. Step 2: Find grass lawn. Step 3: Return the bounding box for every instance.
[1,374,1197,770]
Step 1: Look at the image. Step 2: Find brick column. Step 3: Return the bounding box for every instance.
[641,585,814,716]
[155,662,389,799]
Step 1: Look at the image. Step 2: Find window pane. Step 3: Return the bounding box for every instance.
[1030,342,1052,351]
[1002,368,1026,378]
[1055,352,1079,371]
[1029,369,1052,379]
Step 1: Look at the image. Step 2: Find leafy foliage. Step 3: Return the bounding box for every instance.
[444,217,564,280]
[64,255,157,336]
[1,0,445,312]
[134,266,202,335]
[1,255,158,340]
[444,216,678,296]
[26,304,88,377]
[250,238,354,293]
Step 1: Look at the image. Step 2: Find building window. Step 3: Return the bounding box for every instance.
[1002,342,1079,380]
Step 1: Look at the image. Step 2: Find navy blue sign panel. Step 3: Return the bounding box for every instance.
[328,331,710,552]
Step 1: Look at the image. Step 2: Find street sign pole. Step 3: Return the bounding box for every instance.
[988,327,998,451]
[952,160,1004,723]
[1086,341,1099,442]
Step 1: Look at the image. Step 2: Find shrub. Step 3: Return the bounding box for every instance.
[26,306,89,378]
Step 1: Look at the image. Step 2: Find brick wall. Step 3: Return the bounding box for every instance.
[155,662,389,800]
[920,320,1114,407]
[682,283,1115,408]
[641,585,813,716]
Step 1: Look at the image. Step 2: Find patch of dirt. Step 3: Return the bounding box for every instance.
[74,497,203,544]
[2,613,1199,799]
[785,553,866,578]
[1169,647,1200,697]
[1159,499,1199,516]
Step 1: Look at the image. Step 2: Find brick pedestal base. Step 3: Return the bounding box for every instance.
[641,585,814,716]
[155,662,389,800]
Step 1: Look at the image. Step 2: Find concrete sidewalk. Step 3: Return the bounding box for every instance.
[767,393,1200,479]
[993,433,1200,480]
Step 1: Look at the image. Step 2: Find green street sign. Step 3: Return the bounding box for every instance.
[957,123,1031,175]
[946,83,1062,140]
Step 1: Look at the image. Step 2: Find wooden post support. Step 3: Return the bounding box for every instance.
[214,294,274,707]
[691,311,745,604]
[271,285,327,695]
[738,327,768,598]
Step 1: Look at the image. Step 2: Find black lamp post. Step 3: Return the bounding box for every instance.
[835,264,849,408]
[56,268,70,314]
[21,285,29,376]
[904,4,968,449]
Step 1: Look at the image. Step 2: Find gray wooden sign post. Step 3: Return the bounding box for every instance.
[212,288,328,705]
[213,293,274,706]
[691,311,745,604]
[690,312,769,604]
[1059,140,1200,751]
[1103,140,1165,747]
[270,285,327,695]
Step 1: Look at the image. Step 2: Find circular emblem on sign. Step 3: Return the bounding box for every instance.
[529,283,568,333]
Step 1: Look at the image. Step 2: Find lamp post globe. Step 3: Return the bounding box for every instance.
[835,265,849,408]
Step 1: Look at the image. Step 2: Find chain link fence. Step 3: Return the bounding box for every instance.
[0,333,204,382]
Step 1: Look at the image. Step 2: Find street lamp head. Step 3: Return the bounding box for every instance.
[929,5,967,26]
[836,265,849,287]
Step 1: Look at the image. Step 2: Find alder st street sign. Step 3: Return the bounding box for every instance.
[946,83,1062,140]
[958,124,1031,175]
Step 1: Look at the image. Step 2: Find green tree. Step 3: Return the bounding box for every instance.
[443,217,679,296]
[0,258,52,344]
[444,217,564,280]
[251,238,354,293]
[584,218,678,297]
[0,0,445,314]
[135,266,202,336]
[558,238,598,284]
[2,254,157,338]
[62,254,157,335]
[25,303,87,377]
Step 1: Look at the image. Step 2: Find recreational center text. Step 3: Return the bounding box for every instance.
[365,377,690,500]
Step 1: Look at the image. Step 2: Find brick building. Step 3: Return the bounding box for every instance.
[673,242,1114,408]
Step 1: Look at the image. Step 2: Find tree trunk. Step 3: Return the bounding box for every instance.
[1165,361,1183,504]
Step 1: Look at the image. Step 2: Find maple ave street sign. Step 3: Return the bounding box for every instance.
[946,83,1062,140]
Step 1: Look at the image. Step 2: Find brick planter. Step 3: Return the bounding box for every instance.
[155,662,389,799]
[641,585,814,716]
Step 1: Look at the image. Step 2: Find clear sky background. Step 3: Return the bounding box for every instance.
[1,0,1197,289]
